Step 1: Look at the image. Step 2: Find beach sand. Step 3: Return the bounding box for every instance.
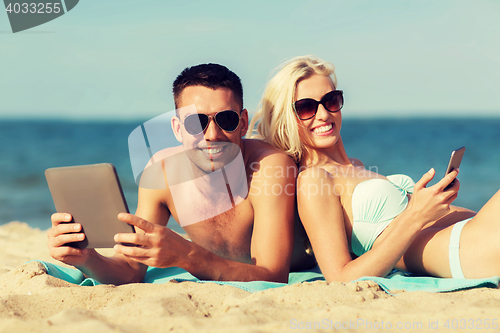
[1,221,499,333]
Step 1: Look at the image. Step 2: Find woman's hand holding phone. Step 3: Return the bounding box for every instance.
[444,147,465,191]
[405,168,459,229]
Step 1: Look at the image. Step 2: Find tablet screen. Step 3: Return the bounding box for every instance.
[45,163,134,248]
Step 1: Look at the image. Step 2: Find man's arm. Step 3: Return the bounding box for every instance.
[114,152,297,283]
[187,152,296,282]
[248,152,296,281]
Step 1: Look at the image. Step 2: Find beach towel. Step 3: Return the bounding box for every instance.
[34,260,499,294]
[355,270,500,294]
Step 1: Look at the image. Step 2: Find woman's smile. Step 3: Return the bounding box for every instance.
[311,123,335,136]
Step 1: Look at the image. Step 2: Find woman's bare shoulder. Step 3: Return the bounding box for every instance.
[349,157,364,167]
[297,165,335,182]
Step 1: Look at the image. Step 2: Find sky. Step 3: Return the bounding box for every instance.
[1,0,499,120]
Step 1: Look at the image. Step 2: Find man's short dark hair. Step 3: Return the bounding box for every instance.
[173,63,243,109]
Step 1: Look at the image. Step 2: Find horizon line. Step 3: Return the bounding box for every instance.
[1,114,500,123]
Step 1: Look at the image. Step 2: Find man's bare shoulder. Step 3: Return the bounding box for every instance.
[138,147,185,202]
[243,139,297,191]
[150,146,184,163]
[243,139,295,168]
[144,145,196,186]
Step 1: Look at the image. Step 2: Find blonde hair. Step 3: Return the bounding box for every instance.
[248,55,337,163]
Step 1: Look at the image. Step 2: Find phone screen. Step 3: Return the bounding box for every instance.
[444,147,465,190]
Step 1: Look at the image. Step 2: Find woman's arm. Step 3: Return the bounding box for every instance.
[297,167,459,283]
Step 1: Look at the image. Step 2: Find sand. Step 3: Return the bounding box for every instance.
[1,221,499,333]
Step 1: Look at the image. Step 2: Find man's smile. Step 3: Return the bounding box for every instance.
[198,143,227,159]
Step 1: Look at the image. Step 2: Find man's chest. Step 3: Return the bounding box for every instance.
[182,198,254,263]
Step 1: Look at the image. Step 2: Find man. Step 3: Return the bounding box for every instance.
[47,63,300,284]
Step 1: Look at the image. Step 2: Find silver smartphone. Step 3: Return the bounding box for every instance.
[444,147,465,190]
[45,163,135,248]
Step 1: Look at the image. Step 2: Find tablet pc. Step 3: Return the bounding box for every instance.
[45,163,135,248]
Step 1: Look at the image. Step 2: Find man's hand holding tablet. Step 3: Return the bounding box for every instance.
[46,163,136,267]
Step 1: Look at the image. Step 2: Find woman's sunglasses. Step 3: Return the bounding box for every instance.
[182,110,241,135]
[293,90,344,120]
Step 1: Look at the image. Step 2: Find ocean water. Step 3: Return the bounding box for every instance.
[0,118,499,232]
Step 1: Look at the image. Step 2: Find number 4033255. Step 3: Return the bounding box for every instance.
[5,3,62,14]
[443,319,498,330]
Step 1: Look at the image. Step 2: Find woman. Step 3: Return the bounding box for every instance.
[249,55,500,283]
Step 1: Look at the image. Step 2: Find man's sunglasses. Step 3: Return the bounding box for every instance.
[181,110,241,135]
[293,90,344,120]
